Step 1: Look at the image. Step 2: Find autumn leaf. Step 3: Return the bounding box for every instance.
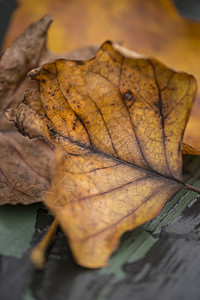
[182,143,200,155]
[4,0,200,149]
[7,41,200,268]
[0,14,52,117]
[0,132,53,205]
[0,15,55,204]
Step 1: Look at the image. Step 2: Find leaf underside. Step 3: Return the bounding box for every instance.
[0,15,55,205]
[0,132,52,205]
[7,41,197,267]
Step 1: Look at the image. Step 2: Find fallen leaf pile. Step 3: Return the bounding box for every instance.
[1,15,200,268]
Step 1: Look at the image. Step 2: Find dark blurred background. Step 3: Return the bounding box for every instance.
[0,0,17,51]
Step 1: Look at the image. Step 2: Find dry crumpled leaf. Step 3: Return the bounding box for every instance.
[0,132,52,205]
[7,41,198,267]
[0,14,52,118]
[4,0,200,149]
[0,15,55,204]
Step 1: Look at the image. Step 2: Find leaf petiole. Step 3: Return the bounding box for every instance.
[184,183,200,195]
[30,218,58,269]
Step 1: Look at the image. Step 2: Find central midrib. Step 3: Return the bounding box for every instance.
[53,131,184,189]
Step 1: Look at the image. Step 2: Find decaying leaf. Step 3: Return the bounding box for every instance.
[4,0,200,149]
[0,15,55,204]
[0,14,53,117]
[0,132,53,205]
[7,41,199,268]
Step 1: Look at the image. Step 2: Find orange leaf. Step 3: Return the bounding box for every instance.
[4,0,200,149]
[7,41,199,267]
[182,143,200,155]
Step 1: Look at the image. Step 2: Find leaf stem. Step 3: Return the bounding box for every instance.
[183,183,200,194]
[30,218,58,269]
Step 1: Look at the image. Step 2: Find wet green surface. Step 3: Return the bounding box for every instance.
[0,204,40,258]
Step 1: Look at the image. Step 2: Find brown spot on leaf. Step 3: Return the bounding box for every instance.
[123,90,135,108]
